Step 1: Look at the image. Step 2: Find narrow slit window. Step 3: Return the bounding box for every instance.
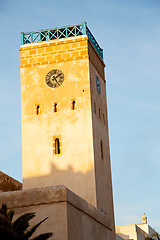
[99,108,101,119]
[55,138,60,154]
[36,105,41,115]
[100,140,103,160]
[53,103,58,112]
[94,102,96,114]
[72,100,76,110]
[103,114,105,124]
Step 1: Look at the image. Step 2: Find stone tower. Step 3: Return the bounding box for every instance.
[20,22,115,234]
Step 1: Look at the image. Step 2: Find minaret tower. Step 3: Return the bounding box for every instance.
[20,22,115,237]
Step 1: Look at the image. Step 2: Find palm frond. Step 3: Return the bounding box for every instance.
[0,211,12,230]
[32,232,53,240]
[0,222,17,239]
[2,204,7,216]
[8,209,14,223]
[22,217,49,240]
[0,227,17,240]
[151,233,160,240]
[12,212,36,236]
[0,204,53,240]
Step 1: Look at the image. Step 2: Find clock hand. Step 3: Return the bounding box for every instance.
[52,76,60,85]
[55,73,62,79]
[52,76,58,82]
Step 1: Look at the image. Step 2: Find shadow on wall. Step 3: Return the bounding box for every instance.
[116,233,130,240]
[23,162,95,204]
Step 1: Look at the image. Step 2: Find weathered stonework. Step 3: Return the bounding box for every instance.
[19,35,105,81]
[0,171,22,192]
[88,40,105,80]
[20,36,89,68]
[0,186,113,240]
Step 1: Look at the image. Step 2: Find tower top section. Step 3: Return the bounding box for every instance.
[21,22,103,60]
[142,213,147,224]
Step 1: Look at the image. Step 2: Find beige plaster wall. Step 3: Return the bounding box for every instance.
[116,234,125,240]
[67,202,111,240]
[137,224,149,235]
[20,36,96,207]
[137,224,158,237]
[136,226,148,240]
[0,185,112,240]
[116,224,148,240]
[88,43,115,238]
[116,225,137,240]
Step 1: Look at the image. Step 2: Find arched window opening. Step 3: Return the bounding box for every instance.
[99,108,101,119]
[72,100,76,110]
[54,103,58,112]
[36,105,41,115]
[94,102,96,114]
[55,138,60,154]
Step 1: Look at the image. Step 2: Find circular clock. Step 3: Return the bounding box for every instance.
[96,76,101,95]
[45,69,64,88]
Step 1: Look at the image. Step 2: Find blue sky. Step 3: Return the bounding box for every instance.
[0,0,160,231]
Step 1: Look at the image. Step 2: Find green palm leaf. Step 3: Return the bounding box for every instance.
[31,232,53,240]
[22,217,49,240]
[145,233,160,240]
[151,233,160,240]
[1,204,7,216]
[0,227,17,240]
[0,204,53,240]
[0,208,17,240]
[8,209,15,223]
[12,212,36,236]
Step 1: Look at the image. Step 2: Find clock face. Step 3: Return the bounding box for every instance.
[45,69,64,88]
[96,76,101,95]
